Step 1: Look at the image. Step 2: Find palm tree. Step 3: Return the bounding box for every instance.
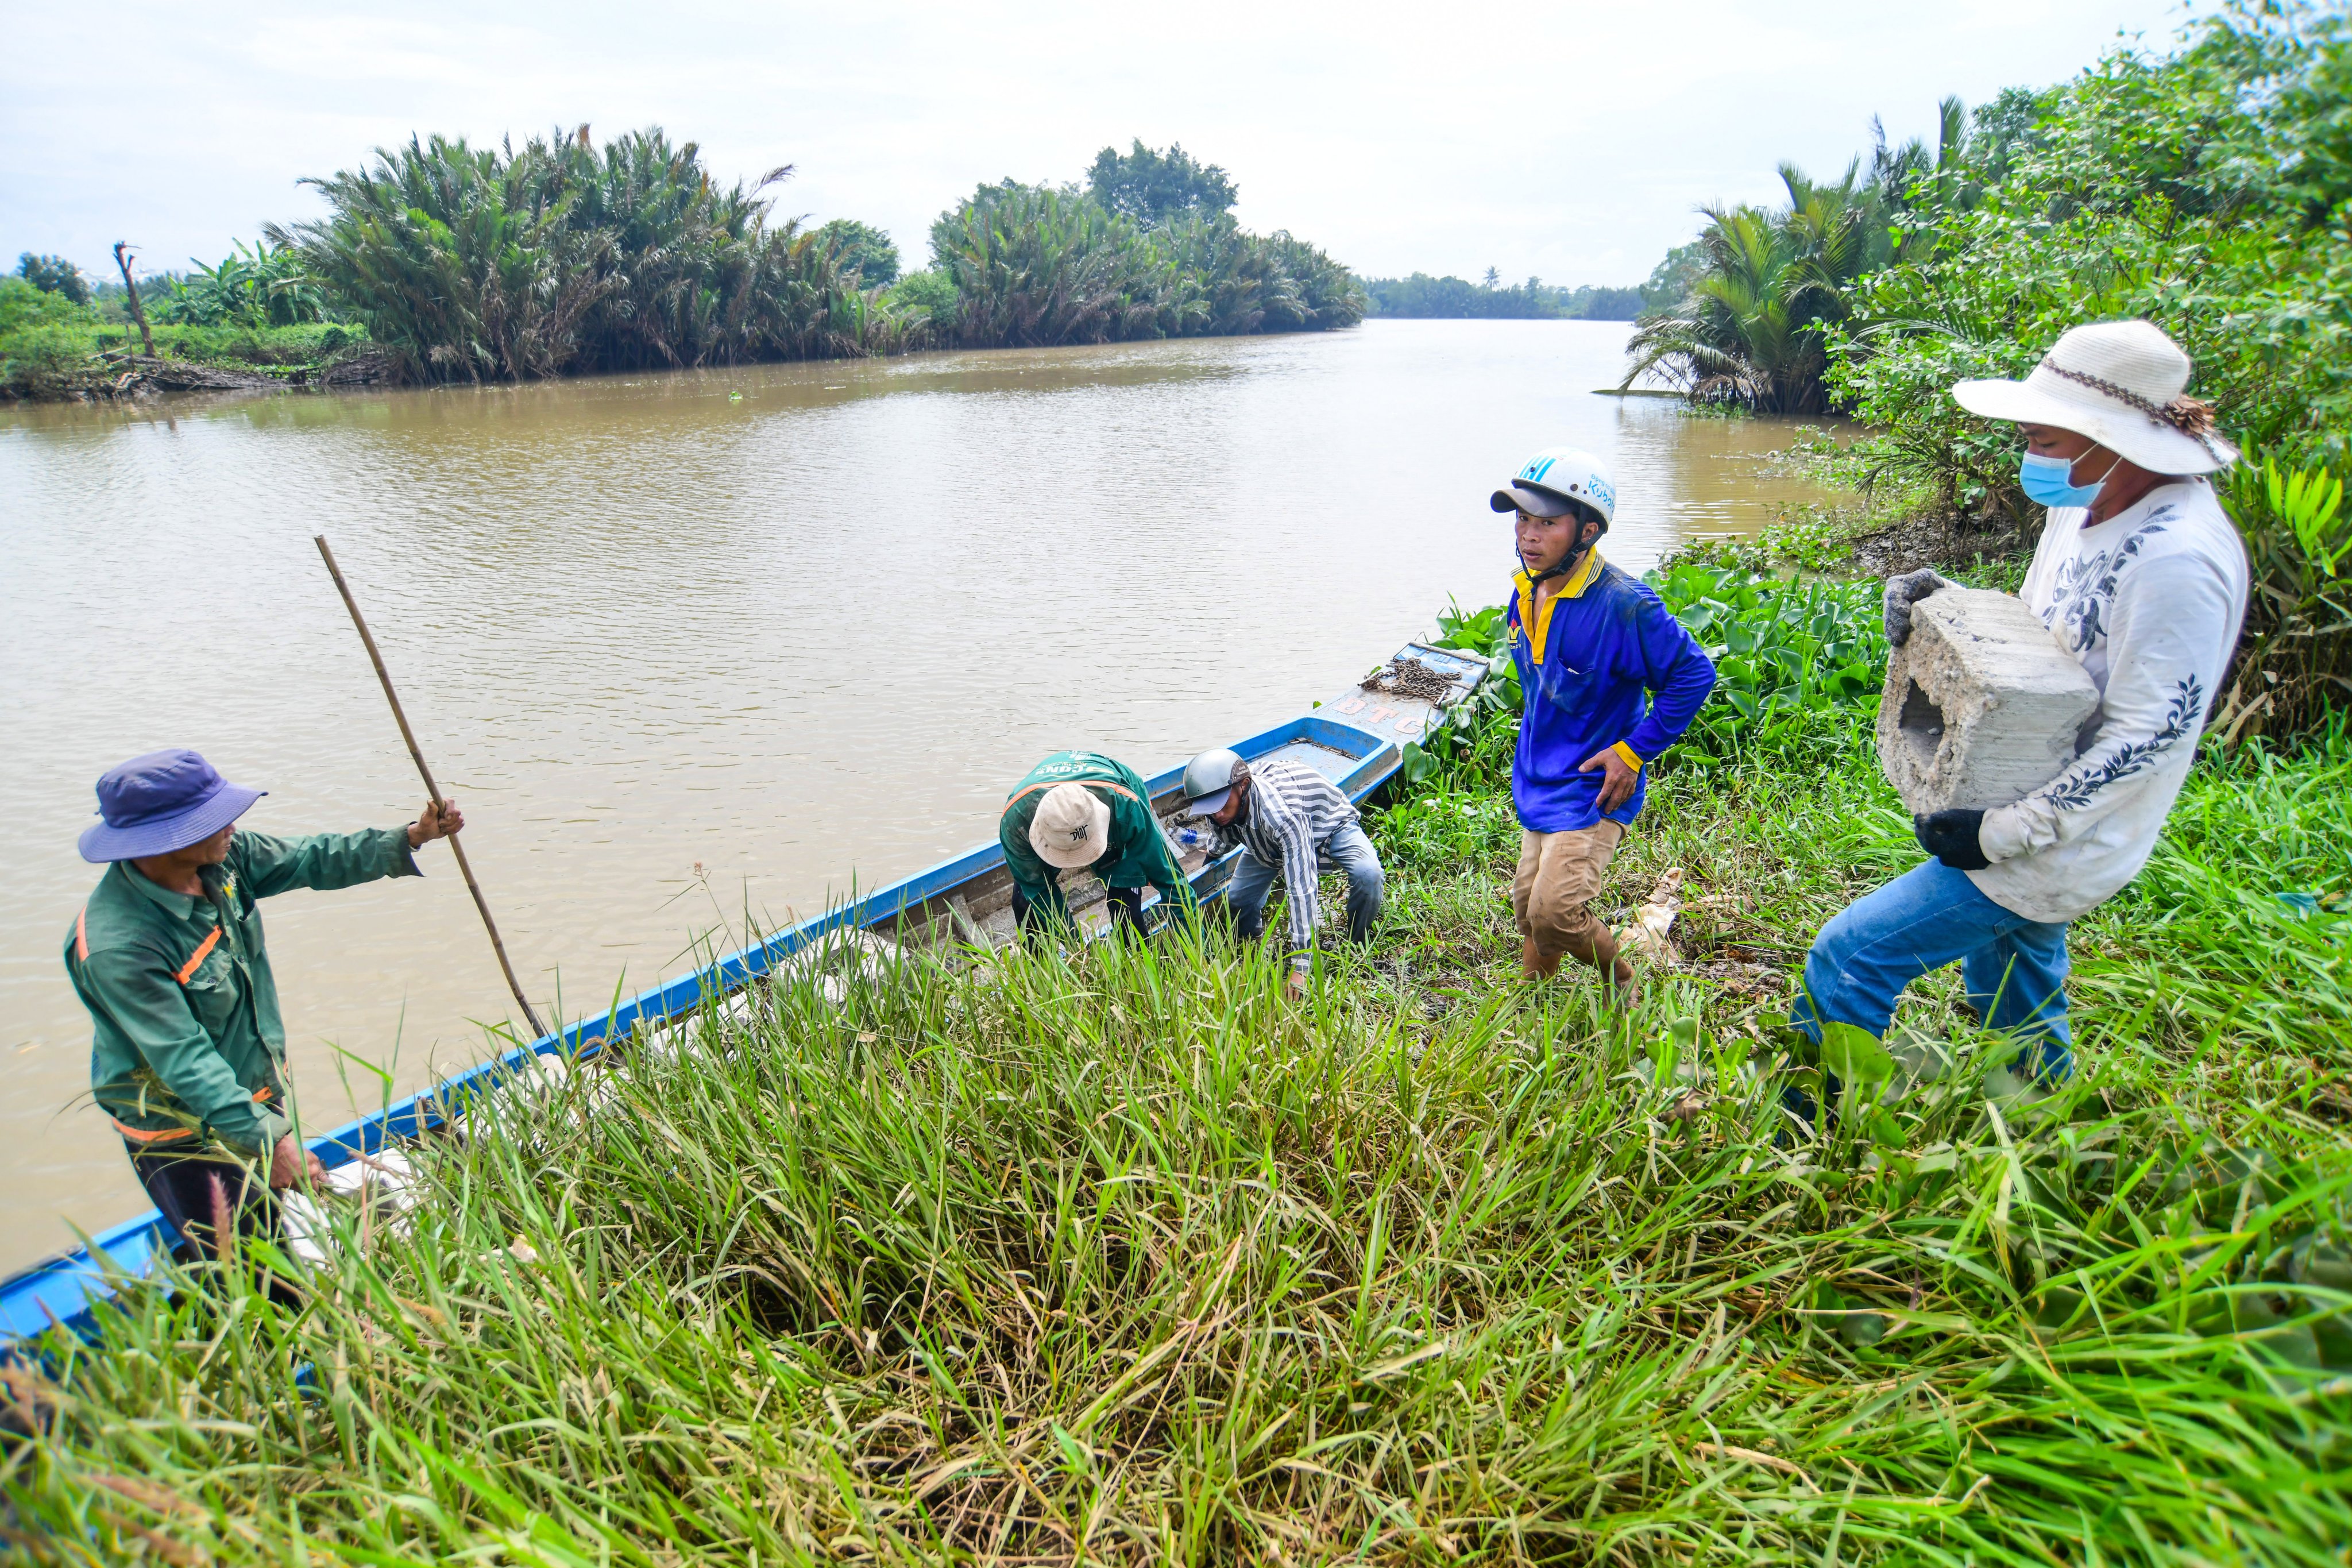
[1621,160,1885,414]
[274,127,879,381]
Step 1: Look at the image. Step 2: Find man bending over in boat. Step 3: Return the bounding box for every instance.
[64,748,462,1263]
[1177,747,1385,1000]
[1496,447,1716,1000]
[999,751,1196,940]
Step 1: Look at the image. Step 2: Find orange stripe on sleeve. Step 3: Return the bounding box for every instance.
[76,906,88,963]
[112,1121,196,1145]
[173,926,223,985]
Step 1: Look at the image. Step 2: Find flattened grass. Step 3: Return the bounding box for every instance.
[3,727,2348,1564]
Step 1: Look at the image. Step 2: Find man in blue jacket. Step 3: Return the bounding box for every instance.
[1494,447,1716,995]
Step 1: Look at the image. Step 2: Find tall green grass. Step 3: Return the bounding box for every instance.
[4,715,2346,1564]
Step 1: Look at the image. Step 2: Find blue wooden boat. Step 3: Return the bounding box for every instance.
[1,642,1487,1348]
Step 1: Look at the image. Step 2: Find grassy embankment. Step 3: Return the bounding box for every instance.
[0,277,382,401]
[3,553,2347,1563]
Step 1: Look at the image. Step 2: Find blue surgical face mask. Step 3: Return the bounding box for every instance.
[2019,450,2121,509]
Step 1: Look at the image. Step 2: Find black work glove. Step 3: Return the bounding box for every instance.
[1914,808,1990,871]
[1883,569,1956,648]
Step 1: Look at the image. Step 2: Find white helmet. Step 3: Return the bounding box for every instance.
[1490,447,1617,528]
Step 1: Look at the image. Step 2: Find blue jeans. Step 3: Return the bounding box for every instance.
[1790,859,2075,1082]
[1228,822,1385,953]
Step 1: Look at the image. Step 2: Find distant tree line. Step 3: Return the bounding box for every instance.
[908,141,1362,349]
[1362,272,1643,320]
[5,133,1364,393]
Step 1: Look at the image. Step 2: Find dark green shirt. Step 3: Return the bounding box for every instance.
[65,828,419,1157]
[998,752,1192,926]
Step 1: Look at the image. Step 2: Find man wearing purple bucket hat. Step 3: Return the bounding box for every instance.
[63,748,462,1262]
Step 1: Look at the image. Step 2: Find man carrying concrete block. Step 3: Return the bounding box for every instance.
[1791,320,2249,1087]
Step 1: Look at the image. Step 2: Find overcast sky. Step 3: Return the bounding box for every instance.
[5,0,2204,291]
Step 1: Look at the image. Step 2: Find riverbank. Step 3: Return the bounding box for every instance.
[5,130,1365,404]
[0,318,394,401]
[8,540,2348,1561]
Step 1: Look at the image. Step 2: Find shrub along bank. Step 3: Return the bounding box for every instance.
[5,552,2346,1565]
[0,275,381,400]
[921,179,1361,350]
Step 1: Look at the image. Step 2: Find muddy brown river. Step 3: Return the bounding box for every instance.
[0,320,1847,1272]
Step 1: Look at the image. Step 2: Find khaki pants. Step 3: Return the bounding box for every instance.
[1513,821,1625,967]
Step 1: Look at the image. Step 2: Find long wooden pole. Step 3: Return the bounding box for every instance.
[314,535,550,1041]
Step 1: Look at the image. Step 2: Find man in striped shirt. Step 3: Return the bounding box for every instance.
[1180,750,1384,998]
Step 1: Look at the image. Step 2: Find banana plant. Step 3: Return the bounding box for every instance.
[2216,448,2352,741]
[2266,457,2347,578]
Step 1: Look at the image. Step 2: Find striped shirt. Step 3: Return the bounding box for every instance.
[1216,760,1360,968]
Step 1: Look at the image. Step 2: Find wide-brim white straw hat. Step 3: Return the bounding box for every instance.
[1951,319,2238,475]
[1030,782,1111,870]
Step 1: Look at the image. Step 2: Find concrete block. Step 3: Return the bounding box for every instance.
[1877,589,2101,815]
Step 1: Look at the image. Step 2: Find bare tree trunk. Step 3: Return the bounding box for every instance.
[113,242,156,358]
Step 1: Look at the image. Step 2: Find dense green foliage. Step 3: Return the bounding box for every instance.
[1638,241,1706,312]
[816,219,901,287]
[1834,6,2351,515]
[927,177,1364,348]
[14,252,88,304]
[0,276,99,397]
[1627,4,2348,435]
[1363,273,1642,320]
[157,241,330,328]
[0,276,86,336]
[1626,2,2352,741]
[1635,5,2345,477]
[1086,139,1237,225]
[273,128,888,381]
[885,267,958,322]
[929,181,1169,346]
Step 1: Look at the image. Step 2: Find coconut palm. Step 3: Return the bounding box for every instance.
[274,127,882,381]
[1622,160,1883,414]
[931,183,1173,347]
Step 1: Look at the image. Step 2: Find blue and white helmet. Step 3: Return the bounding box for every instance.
[1490,447,1617,528]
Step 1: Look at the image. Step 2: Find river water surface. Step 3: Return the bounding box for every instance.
[0,320,1845,1272]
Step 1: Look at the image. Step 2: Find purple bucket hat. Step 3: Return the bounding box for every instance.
[78,749,265,863]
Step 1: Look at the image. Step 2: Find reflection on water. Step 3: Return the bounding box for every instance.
[0,320,1844,1270]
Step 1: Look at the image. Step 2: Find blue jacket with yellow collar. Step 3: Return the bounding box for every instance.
[1506,550,1717,833]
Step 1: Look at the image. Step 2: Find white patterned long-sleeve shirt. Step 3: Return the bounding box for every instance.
[1970,481,2249,925]
[1209,760,1360,970]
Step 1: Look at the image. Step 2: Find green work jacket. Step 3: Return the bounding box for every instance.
[65,828,420,1159]
[998,752,1192,926]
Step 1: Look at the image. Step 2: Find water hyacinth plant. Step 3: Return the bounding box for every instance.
[1404,562,1886,789]
[1651,564,1883,764]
